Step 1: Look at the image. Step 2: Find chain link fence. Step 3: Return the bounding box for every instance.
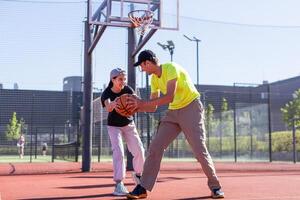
[0,85,299,163]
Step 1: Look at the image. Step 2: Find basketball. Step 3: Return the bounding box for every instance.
[115,94,138,117]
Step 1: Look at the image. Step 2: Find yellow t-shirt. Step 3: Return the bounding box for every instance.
[151,62,200,110]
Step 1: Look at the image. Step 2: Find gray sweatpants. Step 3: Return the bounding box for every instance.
[140,98,221,191]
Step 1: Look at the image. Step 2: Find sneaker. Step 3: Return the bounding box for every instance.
[131,172,141,185]
[126,184,147,199]
[211,188,225,199]
[113,182,129,196]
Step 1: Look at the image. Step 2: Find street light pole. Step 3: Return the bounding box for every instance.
[157,40,175,62]
[183,35,201,86]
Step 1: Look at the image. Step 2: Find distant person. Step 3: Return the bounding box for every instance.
[17,133,25,159]
[126,50,224,199]
[42,142,48,156]
[101,67,145,196]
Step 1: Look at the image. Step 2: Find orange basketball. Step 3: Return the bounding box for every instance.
[115,94,138,117]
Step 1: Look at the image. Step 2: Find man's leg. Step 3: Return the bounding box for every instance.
[140,120,181,191]
[179,100,221,191]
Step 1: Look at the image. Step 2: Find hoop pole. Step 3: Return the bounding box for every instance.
[88,26,107,54]
[92,0,107,21]
[82,20,93,172]
[87,0,91,22]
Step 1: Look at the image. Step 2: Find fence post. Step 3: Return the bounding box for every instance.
[51,126,55,162]
[30,129,33,163]
[292,118,296,163]
[267,84,272,162]
[98,102,103,162]
[35,127,38,159]
[233,84,237,162]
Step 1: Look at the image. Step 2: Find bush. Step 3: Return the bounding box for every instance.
[207,130,299,153]
[272,131,300,152]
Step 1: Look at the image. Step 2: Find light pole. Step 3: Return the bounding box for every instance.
[183,35,201,86]
[157,40,175,61]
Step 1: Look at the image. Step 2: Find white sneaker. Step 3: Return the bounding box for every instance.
[131,172,141,185]
[113,182,129,196]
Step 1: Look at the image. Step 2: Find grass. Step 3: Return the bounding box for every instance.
[0,155,52,163]
[0,155,113,163]
[0,154,271,164]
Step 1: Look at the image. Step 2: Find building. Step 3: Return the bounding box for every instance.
[63,76,83,92]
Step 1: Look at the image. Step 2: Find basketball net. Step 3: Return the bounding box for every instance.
[128,10,154,36]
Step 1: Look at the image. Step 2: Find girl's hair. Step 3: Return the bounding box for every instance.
[108,80,113,89]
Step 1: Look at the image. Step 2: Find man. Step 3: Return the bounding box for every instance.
[126,50,224,199]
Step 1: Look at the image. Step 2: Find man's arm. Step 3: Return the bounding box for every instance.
[137,92,159,112]
[134,78,177,112]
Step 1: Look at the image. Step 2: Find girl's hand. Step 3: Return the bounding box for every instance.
[108,99,117,111]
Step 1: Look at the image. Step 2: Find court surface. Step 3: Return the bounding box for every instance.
[1,162,300,200]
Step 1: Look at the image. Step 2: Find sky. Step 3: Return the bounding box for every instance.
[0,0,300,91]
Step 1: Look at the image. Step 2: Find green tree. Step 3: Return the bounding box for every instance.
[281,89,300,129]
[205,104,218,135]
[220,98,228,134]
[221,98,234,136]
[19,118,26,133]
[5,112,22,141]
[218,98,234,156]
[221,97,228,112]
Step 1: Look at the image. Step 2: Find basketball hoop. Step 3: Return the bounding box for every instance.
[128,10,154,36]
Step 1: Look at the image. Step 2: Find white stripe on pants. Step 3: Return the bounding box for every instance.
[107,122,145,182]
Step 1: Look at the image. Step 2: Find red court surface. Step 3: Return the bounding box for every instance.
[1,162,300,200]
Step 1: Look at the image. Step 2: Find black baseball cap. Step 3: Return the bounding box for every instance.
[133,50,156,66]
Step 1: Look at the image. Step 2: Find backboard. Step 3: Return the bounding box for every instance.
[89,0,179,31]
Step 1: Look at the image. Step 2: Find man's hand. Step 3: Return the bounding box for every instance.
[127,95,143,111]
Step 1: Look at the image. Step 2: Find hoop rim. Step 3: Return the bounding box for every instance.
[128,9,154,24]
[128,9,154,17]
[128,9,154,35]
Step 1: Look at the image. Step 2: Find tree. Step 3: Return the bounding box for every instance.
[218,98,235,156]
[205,104,218,136]
[219,98,228,156]
[205,104,214,131]
[205,103,214,149]
[220,98,228,136]
[221,97,228,112]
[5,112,22,141]
[221,98,234,136]
[281,89,300,129]
[19,117,27,135]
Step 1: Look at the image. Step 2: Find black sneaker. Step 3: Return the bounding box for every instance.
[211,188,225,199]
[126,184,147,199]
